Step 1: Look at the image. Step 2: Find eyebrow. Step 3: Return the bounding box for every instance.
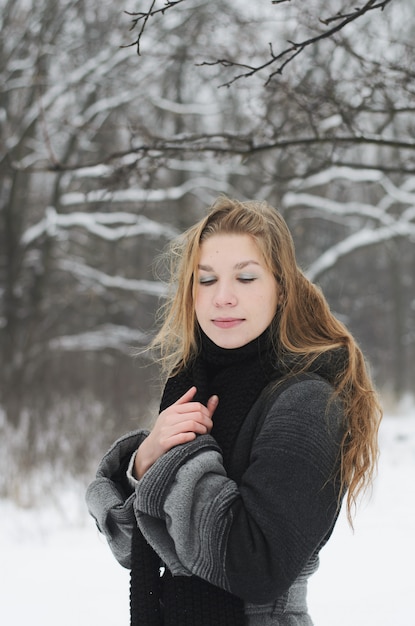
[197,260,261,271]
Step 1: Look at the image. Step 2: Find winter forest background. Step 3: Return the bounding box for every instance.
[1,2,415,615]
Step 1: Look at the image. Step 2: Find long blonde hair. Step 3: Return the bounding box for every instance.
[151,196,382,523]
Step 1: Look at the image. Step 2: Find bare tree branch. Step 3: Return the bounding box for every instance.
[11,130,415,175]
[124,0,186,55]
[56,133,415,169]
[125,1,395,81]
[197,0,395,86]
[319,0,391,26]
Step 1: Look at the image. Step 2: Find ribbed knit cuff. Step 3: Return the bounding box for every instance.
[96,429,149,479]
[86,478,135,533]
[135,434,221,518]
[127,449,139,488]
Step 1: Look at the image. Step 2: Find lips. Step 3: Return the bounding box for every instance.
[212,318,244,329]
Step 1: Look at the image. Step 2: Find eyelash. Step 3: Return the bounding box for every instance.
[198,276,257,285]
[239,276,256,283]
[198,277,215,286]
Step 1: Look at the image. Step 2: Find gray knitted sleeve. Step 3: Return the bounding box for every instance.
[85,429,149,568]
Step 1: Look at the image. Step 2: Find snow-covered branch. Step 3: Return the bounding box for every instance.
[283,169,415,226]
[307,217,415,281]
[283,167,415,279]
[21,207,179,246]
[59,177,236,207]
[72,91,141,129]
[288,166,385,190]
[5,47,131,158]
[48,324,151,353]
[57,258,167,297]
[283,192,396,227]
[149,95,220,116]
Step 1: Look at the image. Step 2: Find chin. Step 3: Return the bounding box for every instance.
[211,334,251,350]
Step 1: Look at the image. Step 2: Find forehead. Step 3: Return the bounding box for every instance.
[198,233,263,260]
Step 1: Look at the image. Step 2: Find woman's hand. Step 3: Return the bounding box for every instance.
[133,386,218,479]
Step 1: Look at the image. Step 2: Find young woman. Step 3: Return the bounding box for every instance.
[86,197,381,626]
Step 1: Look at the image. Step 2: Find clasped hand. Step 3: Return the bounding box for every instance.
[133,386,218,479]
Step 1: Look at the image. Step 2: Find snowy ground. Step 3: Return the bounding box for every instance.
[2,404,415,626]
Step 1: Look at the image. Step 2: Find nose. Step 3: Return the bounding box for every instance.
[213,281,237,307]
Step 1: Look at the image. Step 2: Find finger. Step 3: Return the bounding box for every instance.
[163,418,211,443]
[175,401,211,418]
[164,416,211,436]
[173,386,197,406]
[165,431,197,449]
[207,395,219,419]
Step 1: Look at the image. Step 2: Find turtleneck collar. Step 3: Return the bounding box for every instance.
[196,326,281,383]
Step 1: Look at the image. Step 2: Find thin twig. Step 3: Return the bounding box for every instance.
[124,0,186,55]
[198,0,395,86]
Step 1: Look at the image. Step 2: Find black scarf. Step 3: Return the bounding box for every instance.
[130,328,280,626]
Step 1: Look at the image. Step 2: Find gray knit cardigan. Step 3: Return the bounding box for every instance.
[86,376,345,626]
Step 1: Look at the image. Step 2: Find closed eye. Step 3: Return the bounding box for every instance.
[198,275,217,285]
[238,275,257,283]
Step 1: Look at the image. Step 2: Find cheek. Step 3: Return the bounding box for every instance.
[263,289,279,318]
[194,290,204,320]
[264,300,277,321]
